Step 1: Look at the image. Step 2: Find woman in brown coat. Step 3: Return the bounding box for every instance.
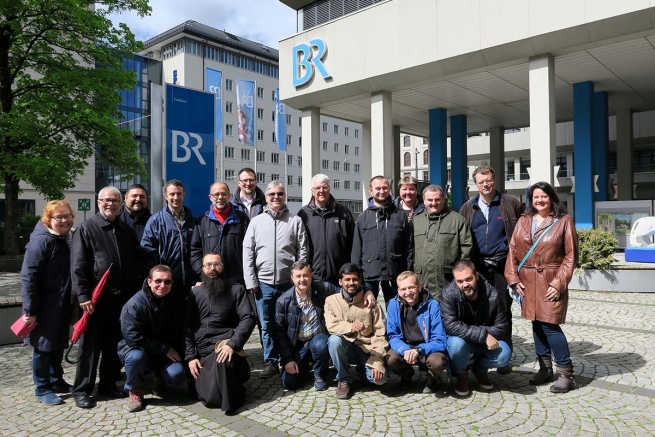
[505,182,578,393]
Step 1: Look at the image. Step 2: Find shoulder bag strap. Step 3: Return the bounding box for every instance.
[518,218,559,272]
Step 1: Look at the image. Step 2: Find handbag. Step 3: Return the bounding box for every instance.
[509,218,560,306]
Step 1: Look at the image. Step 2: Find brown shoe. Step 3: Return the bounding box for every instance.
[335,381,350,399]
[454,375,469,396]
[550,364,576,394]
[474,371,494,391]
[127,389,145,413]
[530,356,554,386]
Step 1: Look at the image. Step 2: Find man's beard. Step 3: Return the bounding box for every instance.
[202,272,227,295]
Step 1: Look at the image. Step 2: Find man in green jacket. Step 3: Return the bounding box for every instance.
[413,185,473,300]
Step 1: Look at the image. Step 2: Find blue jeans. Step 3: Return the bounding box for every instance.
[32,349,66,396]
[447,336,511,376]
[532,321,572,366]
[280,333,330,389]
[123,348,186,391]
[256,281,292,365]
[327,335,387,385]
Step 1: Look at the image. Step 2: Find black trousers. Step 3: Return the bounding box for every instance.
[72,295,126,396]
[480,257,513,351]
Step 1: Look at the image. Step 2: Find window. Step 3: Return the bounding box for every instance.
[334,143,339,153]
[225,79,233,91]
[272,111,275,122]
[520,158,530,180]
[225,101,233,113]
[344,162,350,172]
[404,136,411,147]
[344,144,350,155]
[506,161,515,181]
[322,159,329,170]
[334,124,339,134]
[299,117,302,126]
[333,180,340,189]
[323,141,328,151]
[225,147,234,159]
[298,137,302,147]
[272,153,280,164]
[354,164,360,173]
[257,173,266,183]
[556,155,567,178]
[257,87,264,98]
[272,90,276,101]
[423,171,429,182]
[257,130,264,141]
[241,149,251,161]
[322,122,328,132]
[257,108,264,119]
[287,155,294,165]
[403,152,411,167]
[286,135,292,147]
[257,151,266,162]
[345,127,349,137]
[286,114,292,125]
[354,146,359,156]
[226,124,233,136]
[287,175,294,185]
[225,170,235,181]
[333,161,340,171]
[355,129,359,138]
[297,176,302,186]
[297,156,302,166]
[271,173,280,181]
[423,150,429,165]
[354,181,361,191]
[344,181,351,190]
[272,132,276,143]
[423,137,428,145]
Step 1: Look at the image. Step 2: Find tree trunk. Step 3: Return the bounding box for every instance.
[4,173,20,255]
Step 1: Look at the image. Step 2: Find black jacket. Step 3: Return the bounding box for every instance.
[71,213,141,303]
[118,207,152,243]
[298,196,355,284]
[439,276,509,345]
[117,279,185,362]
[190,205,249,283]
[230,186,266,220]
[351,197,414,282]
[184,282,256,361]
[273,281,339,366]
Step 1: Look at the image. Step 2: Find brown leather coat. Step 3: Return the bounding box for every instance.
[504,214,578,325]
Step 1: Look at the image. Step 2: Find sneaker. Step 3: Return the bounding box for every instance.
[152,375,166,397]
[474,371,494,391]
[399,367,415,388]
[259,363,279,379]
[36,393,63,405]
[496,365,512,375]
[335,381,350,399]
[455,375,470,397]
[423,375,437,394]
[127,389,145,413]
[314,376,328,391]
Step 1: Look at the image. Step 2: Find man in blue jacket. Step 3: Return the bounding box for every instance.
[385,271,447,393]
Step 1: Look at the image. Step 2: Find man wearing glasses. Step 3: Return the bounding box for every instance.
[459,165,524,374]
[243,180,308,379]
[70,186,141,408]
[231,167,267,219]
[191,182,249,285]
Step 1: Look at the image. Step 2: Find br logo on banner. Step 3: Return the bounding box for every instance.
[292,39,331,87]
[171,130,206,165]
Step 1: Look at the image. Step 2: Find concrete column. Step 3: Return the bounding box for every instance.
[616,109,633,200]
[392,125,401,193]
[450,115,467,210]
[301,107,321,204]
[594,92,609,201]
[573,81,595,228]
[528,54,556,185]
[489,126,505,193]
[429,108,448,187]
[370,91,394,179]
[362,120,372,205]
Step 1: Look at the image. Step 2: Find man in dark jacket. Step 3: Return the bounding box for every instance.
[118,184,152,242]
[459,164,524,373]
[141,180,197,295]
[298,174,355,286]
[352,175,413,303]
[230,167,266,219]
[71,186,141,408]
[191,182,249,284]
[118,265,186,413]
[440,259,510,397]
[185,253,256,412]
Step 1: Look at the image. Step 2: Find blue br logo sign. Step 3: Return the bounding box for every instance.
[292,39,331,88]
[171,130,206,165]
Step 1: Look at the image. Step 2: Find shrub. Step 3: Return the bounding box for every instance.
[576,227,618,270]
[0,214,42,254]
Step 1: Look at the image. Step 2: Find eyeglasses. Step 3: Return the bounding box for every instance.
[267,192,285,197]
[152,279,173,285]
[52,214,73,222]
[476,179,494,186]
[239,178,256,184]
[202,262,224,269]
[99,198,120,204]
[210,192,230,198]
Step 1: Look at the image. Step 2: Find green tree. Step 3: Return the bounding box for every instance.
[0,0,150,254]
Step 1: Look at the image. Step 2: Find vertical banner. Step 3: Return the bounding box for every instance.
[205,68,223,141]
[275,88,286,152]
[165,84,215,216]
[236,79,255,146]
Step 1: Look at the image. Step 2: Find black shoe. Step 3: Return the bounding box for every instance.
[74,394,96,409]
[52,381,73,394]
[152,375,166,397]
[259,363,279,379]
[399,367,415,388]
[497,365,512,375]
[98,385,128,399]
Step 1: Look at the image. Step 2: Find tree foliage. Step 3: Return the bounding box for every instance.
[576,227,619,271]
[0,0,150,254]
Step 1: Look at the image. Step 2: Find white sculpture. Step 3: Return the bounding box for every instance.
[630,217,655,247]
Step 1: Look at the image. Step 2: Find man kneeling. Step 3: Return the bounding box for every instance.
[185,253,256,412]
[386,271,447,393]
[119,265,187,413]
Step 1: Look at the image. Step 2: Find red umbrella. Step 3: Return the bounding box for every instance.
[65,264,112,364]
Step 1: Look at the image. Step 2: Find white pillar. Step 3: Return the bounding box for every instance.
[392,125,401,192]
[362,121,372,205]
[528,54,556,185]
[301,107,321,204]
[370,91,394,180]
[489,126,505,193]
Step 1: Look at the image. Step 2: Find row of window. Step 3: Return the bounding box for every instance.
[223,148,305,166]
[403,150,430,167]
[322,123,359,138]
[321,160,360,173]
[322,142,360,156]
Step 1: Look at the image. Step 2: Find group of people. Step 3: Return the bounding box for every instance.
[20,164,578,415]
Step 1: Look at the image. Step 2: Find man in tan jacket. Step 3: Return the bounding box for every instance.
[325,263,388,400]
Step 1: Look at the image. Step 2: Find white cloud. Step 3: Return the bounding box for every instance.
[108,0,297,49]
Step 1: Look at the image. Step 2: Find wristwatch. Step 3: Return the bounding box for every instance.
[415,346,424,357]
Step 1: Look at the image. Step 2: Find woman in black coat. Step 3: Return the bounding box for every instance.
[21,200,75,405]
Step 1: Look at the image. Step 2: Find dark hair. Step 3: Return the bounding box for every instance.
[453,259,477,274]
[369,175,389,187]
[148,264,173,279]
[339,263,361,279]
[126,184,148,195]
[526,181,567,217]
[164,179,184,192]
[291,260,312,272]
[238,167,256,178]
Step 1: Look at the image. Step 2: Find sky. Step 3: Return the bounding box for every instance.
[108,0,297,49]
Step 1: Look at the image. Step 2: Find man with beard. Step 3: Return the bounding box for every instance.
[71,186,141,408]
[185,253,256,412]
[119,184,151,242]
[191,182,249,284]
[392,175,425,223]
[440,259,510,397]
[325,263,388,400]
[231,167,266,219]
[385,271,447,393]
[352,176,413,303]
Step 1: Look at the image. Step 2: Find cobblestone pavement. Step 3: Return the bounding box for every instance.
[1,289,655,436]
